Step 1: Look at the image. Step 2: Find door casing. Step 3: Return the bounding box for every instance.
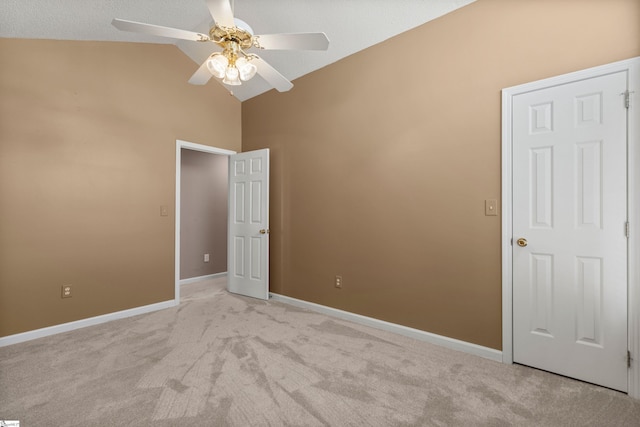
[501,57,640,398]
[175,140,236,304]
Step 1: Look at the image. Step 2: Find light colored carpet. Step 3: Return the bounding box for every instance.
[1,277,639,426]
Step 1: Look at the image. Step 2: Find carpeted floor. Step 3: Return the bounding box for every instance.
[1,277,639,426]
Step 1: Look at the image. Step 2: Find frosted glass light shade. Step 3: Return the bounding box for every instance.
[206,54,228,79]
[236,57,257,81]
[223,66,241,85]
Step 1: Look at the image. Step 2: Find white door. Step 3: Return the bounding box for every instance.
[512,72,628,391]
[227,149,269,300]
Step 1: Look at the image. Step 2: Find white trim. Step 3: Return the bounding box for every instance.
[0,300,175,347]
[177,140,236,156]
[270,293,503,362]
[175,140,236,306]
[179,272,227,286]
[627,59,640,399]
[501,85,514,365]
[501,56,640,398]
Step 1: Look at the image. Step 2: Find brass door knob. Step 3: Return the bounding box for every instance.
[516,238,528,247]
[259,229,270,234]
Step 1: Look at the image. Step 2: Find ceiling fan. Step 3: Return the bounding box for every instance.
[112,0,329,93]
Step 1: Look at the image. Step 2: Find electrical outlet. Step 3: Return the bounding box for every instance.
[335,275,342,289]
[61,285,72,298]
[204,253,210,263]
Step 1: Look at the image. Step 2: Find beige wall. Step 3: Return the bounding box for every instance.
[0,39,241,337]
[242,0,640,349]
[180,149,228,279]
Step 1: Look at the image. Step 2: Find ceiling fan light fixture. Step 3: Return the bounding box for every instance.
[222,66,241,86]
[236,57,257,81]
[206,53,228,79]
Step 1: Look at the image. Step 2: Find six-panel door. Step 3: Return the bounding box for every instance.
[227,149,269,300]
[512,72,628,391]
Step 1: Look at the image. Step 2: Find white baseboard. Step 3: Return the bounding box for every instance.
[179,272,227,286]
[0,299,176,348]
[269,293,503,362]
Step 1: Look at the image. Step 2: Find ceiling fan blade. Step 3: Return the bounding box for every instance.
[252,56,293,92]
[112,19,209,42]
[205,0,235,28]
[188,58,214,85]
[255,33,330,51]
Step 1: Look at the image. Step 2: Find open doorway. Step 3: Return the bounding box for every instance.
[174,140,236,303]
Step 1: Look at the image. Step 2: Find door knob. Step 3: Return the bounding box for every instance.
[516,238,528,247]
[259,229,270,234]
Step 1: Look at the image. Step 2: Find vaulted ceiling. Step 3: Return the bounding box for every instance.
[1,0,476,100]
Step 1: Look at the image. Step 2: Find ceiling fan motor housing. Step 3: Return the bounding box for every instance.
[209,22,254,50]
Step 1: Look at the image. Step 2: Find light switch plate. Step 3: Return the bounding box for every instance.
[160,205,168,216]
[485,199,498,216]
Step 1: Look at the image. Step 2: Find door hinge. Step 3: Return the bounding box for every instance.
[623,90,635,109]
[625,91,630,109]
[628,350,633,368]
[625,221,630,238]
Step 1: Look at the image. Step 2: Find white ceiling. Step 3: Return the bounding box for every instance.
[1,0,476,101]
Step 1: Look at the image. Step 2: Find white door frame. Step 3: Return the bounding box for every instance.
[501,57,640,398]
[175,140,237,304]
